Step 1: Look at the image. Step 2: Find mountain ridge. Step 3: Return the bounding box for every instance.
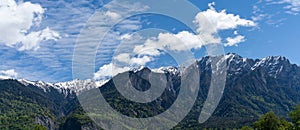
[1,53,300,129]
[5,53,298,92]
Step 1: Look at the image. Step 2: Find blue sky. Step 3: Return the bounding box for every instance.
[0,0,299,82]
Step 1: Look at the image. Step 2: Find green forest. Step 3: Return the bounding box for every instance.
[240,105,300,130]
[1,73,300,130]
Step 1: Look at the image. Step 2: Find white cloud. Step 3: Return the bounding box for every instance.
[133,2,257,56]
[234,31,238,35]
[19,27,61,51]
[196,3,256,31]
[114,53,131,63]
[94,63,130,80]
[114,52,153,67]
[225,35,245,46]
[120,33,133,40]
[104,11,121,20]
[133,31,203,57]
[0,69,18,79]
[95,54,152,80]
[136,3,255,50]
[0,0,60,51]
[194,2,256,44]
[130,56,153,66]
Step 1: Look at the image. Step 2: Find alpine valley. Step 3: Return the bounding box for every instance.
[1,53,300,129]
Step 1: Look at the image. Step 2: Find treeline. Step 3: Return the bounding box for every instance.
[241,105,300,130]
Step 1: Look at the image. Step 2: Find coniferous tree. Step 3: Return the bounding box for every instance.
[290,105,300,129]
[253,111,291,130]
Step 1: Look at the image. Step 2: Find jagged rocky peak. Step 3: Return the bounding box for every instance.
[55,79,108,91]
[128,66,180,76]
[199,53,297,77]
[224,53,243,60]
[17,78,108,95]
[253,56,298,78]
[224,53,255,64]
[265,55,289,62]
[200,53,248,64]
[221,53,292,68]
[18,79,59,92]
[252,56,290,69]
[134,67,152,76]
[152,66,180,75]
[198,53,255,75]
[222,54,298,78]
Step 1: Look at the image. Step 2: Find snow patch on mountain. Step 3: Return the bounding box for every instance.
[152,66,179,75]
[17,79,108,94]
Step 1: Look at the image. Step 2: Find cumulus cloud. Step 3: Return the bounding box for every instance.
[132,2,255,52]
[0,69,18,79]
[114,53,131,63]
[133,31,203,57]
[130,56,153,66]
[196,3,256,31]
[0,0,60,51]
[225,35,246,46]
[194,2,256,44]
[94,63,130,80]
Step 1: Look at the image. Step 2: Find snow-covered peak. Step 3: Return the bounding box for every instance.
[251,56,291,77]
[152,66,179,75]
[224,53,247,63]
[54,79,108,93]
[18,79,56,92]
[252,56,289,70]
[218,53,254,75]
[224,53,242,59]
[200,53,292,77]
[18,79,35,86]
[0,76,15,80]
[200,53,246,65]
[17,78,108,95]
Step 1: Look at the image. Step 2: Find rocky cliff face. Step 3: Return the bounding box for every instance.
[35,116,56,130]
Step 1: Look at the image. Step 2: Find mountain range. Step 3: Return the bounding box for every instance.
[1,53,300,129]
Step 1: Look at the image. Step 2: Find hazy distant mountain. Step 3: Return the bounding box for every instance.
[1,53,300,129]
